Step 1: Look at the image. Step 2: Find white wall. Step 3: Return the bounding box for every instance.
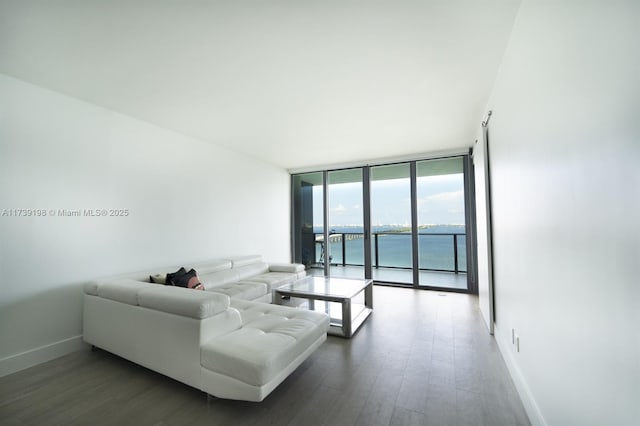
[0,74,291,376]
[478,1,640,425]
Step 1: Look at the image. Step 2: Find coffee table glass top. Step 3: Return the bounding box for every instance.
[277,276,372,299]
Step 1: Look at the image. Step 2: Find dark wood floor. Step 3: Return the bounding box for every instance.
[0,286,530,426]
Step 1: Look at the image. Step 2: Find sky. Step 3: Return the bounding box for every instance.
[313,173,465,227]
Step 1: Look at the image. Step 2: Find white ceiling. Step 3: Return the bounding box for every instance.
[0,1,521,170]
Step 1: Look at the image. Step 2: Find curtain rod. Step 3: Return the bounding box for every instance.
[482,110,493,127]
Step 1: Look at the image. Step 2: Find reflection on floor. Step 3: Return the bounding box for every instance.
[308,265,468,290]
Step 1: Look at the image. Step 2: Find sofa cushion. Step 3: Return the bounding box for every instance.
[269,263,305,273]
[199,269,240,288]
[226,255,262,267]
[200,303,329,386]
[137,285,230,319]
[96,280,151,305]
[245,272,300,291]
[230,299,330,328]
[234,262,270,281]
[207,281,268,301]
[190,259,232,275]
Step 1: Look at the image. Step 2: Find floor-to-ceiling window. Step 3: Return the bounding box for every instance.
[326,168,365,279]
[292,155,474,292]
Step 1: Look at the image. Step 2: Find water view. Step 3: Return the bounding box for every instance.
[313,224,466,273]
[293,157,469,288]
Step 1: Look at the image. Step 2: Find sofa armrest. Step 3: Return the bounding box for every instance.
[268,263,305,273]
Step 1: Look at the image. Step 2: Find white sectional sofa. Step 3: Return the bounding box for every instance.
[96,254,306,303]
[83,255,329,402]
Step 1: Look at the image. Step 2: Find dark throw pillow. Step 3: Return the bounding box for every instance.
[166,268,203,290]
[165,267,187,286]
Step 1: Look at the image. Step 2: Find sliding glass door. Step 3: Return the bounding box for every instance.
[416,157,467,289]
[292,172,324,274]
[292,155,473,292]
[326,169,365,279]
[370,163,414,284]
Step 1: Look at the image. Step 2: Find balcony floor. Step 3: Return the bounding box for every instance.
[308,265,468,290]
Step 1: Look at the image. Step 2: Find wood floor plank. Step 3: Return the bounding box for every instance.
[389,406,426,426]
[285,382,339,426]
[354,369,403,426]
[320,371,378,426]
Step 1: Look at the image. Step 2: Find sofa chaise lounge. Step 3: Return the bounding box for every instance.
[83,255,329,401]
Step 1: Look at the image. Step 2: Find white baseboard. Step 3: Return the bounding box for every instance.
[0,335,87,378]
[493,323,547,426]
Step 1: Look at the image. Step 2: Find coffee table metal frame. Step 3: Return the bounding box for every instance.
[274,276,373,338]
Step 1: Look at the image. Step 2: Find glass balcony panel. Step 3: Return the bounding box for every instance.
[457,234,467,272]
[419,234,454,271]
[370,163,413,284]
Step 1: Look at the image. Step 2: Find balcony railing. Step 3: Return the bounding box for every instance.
[314,231,467,274]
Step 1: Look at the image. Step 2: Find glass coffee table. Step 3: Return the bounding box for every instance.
[274,276,373,338]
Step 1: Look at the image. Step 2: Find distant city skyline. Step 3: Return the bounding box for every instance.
[313,174,466,227]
